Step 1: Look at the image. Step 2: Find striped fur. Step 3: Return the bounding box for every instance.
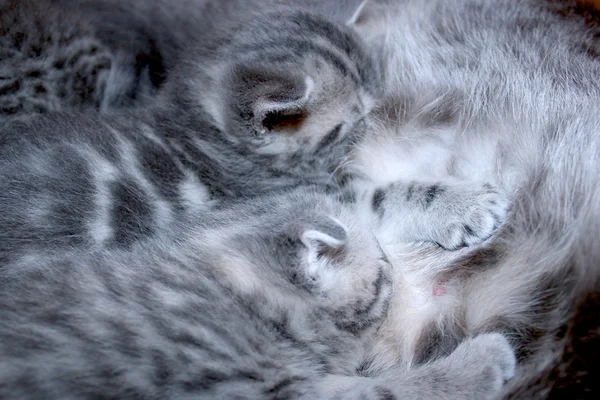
[0,188,517,399]
[0,0,378,115]
[0,0,116,117]
[0,9,378,264]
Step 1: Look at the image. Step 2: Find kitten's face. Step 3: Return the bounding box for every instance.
[206,191,393,331]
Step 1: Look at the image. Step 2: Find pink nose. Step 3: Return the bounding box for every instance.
[433,284,446,297]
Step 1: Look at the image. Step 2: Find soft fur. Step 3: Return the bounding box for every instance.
[0,3,523,397]
[0,8,378,264]
[3,0,599,396]
[343,0,600,395]
[0,188,517,399]
[0,0,115,116]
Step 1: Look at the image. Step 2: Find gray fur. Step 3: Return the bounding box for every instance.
[0,0,372,112]
[0,9,378,264]
[0,4,522,397]
[0,188,516,399]
[0,0,115,117]
[9,0,596,395]
[343,0,600,394]
[365,181,508,250]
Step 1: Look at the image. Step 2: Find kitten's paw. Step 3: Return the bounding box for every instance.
[373,181,509,251]
[452,333,516,381]
[432,183,508,250]
[441,332,517,399]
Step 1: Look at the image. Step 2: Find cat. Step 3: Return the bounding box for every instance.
[0,0,377,117]
[334,0,600,395]
[0,3,521,397]
[0,2,507,266]
[46,0,375,106]
[16,0,599,395]
[0,6,379,264]
[0,0,510,254]
[0,187,517,399]
[0,0,117,117]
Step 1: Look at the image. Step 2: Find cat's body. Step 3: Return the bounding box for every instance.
[339,0,600,394]
[0,2,504,264]
[0,0,378,117]
[0,188,517,399]
[48,0,373,103]
[4,0,598,396]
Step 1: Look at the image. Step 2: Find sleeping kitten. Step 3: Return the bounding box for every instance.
[0,188,517,399]
[0,0,376,116]
[0,0,510,255]
[46,0,374,106]
[0,3,507,265]
[0,7,378,264]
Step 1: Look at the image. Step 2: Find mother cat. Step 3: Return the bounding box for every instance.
[347,0,600,396]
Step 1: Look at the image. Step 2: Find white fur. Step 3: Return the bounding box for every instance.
[349,0,600,374]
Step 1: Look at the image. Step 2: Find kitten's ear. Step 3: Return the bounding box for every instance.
[301,217,348,263]
[233,64,313,134]
[318,0,370,25]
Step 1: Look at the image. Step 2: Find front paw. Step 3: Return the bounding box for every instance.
[448,333,517,386]
[441,333,517,398]
[432,183,508,250]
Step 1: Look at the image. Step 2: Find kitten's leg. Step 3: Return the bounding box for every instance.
[318,333,516,400]
[369,181,509,250]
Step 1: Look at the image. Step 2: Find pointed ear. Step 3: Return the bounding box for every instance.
[316,0,370,26]
[300,217,348,263]
[232,64,313,134]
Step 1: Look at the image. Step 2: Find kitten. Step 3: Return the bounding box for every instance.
[0,3,507,264]
[0,188,517,399]
[1,0,510,255]
[47,0,374,105]
[0,7,378,264]
[23,0,598,395]
[0,0,375,116]
[342,0,600,395]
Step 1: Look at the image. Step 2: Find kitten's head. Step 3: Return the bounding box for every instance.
[206,189,392,333]
[182,2,380,178]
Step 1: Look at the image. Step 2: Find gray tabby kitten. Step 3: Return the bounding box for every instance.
[0,0,115,116]
[340,0,600,396]
[0,3,518,397]
[0,189,517,399]
[16,0,597,395]
[46,0,372,105]
[0,7,379,264]
[0,0,374,116]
